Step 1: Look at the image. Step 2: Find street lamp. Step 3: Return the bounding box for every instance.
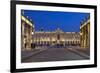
[80,32,82,36]
[32,32,34,35]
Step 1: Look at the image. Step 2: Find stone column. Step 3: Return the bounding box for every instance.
[21,21,25,50]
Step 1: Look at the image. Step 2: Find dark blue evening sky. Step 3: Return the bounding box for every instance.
[22,10,89,32]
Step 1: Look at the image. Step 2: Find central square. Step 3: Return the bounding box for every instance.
[21,10,90,63]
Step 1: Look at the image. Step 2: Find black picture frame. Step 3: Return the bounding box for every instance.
[10,0,97,72]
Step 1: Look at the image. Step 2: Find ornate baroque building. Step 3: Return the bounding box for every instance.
[21,15,34,50]
[80,17,90,48]
[32,28,80,46]
[21,14,90,50]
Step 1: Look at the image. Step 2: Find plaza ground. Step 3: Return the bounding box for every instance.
[21,45,90,63]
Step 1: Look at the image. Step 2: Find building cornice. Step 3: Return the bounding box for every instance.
[21,15,33,27]
[80,19,90,29]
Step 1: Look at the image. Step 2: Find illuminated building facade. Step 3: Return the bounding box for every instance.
[21,12,90,50]
[80,17,90,48]
[32,28,80,46]
[21,15,34,50]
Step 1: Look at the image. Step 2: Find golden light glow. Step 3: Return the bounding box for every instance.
[21,15,33,26]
